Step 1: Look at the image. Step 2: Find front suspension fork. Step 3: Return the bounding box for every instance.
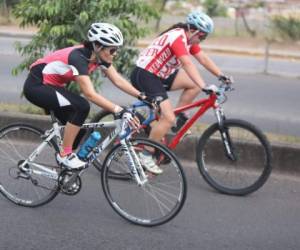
[214,107,237,161]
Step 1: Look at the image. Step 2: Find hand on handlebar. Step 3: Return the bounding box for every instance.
[203,84,219,94]
[114,108,140,131]
[218,74,234,85]
[138,92,160,110]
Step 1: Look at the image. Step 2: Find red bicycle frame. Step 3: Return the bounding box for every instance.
[165,93,218,150]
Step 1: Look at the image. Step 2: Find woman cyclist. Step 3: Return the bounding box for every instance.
[24,22,146,170]
[130,11,233,174]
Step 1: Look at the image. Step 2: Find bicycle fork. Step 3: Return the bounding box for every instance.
[120,140,148,186]
[214,107,237,161]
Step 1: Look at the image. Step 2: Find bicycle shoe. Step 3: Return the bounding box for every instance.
[138,152,163,175]
[56,153,86,170]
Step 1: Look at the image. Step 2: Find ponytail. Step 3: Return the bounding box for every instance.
[158,22,197,36]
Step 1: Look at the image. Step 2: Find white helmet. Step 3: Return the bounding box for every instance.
[87,22,123,47]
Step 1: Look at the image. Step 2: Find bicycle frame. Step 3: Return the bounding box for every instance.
[21,116,148,186]
[135,93,220,150]
[169,93,218,149]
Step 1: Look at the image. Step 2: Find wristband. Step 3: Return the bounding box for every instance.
[113,105,123,113]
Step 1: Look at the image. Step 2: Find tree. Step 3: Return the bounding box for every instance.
[203,0,227,17]
[263,13,300,73]
[12,0,158,92]
[154,0,169,32]
[231,0,265,37]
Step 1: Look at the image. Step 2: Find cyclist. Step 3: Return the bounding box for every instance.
[130,11,233,174]
[23,22,146,170]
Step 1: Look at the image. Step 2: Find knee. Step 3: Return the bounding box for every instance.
[192,85,202,95]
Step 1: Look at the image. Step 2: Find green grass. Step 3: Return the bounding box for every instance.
[0,103,97,118]
[189,122,300,147]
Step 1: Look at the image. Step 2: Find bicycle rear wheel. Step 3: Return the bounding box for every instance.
[101,138,187,226]
[196,119,272,196]
[0,124,60,207]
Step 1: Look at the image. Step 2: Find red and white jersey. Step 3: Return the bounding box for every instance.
[30,45,100,87]
[136,28,201,79]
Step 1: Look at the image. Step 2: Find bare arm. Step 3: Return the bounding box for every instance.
[75,75,119,113]
[104,65,141,98]
[178,55,206,89]
[193,51,222,77]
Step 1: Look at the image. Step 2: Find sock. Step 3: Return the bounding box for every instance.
[60,146,72,157]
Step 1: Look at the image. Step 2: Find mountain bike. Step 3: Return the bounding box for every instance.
[0,109,187,227]
[91,83,272,196]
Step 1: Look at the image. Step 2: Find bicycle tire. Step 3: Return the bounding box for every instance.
[196,119,272,196]
[101,138,187,227]
[0,123,60,207]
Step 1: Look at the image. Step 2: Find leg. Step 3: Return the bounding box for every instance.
[24,70,90,168]
[61,122,81,154]
[170,69,202,108]
[149,99,175,142]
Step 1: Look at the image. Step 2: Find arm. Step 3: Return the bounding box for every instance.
[178,55,206,89]
[104,65,141,98]
[75,75,121,113]
[193,51,222,77]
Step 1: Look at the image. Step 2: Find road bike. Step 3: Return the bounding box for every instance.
[0,109,187,227]
[91,83,272,196]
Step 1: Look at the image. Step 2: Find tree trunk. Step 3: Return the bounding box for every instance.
[235,8,239,36]
[241,8,256,37]
[263,39,272,74]
[1,0,9,18]
[155,0,168,32]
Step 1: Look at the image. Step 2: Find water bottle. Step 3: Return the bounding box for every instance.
[77,131,101,160]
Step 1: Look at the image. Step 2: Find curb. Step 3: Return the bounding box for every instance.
[0,111,299,176]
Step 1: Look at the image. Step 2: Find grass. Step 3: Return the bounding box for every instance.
[0,103,44,115]
[189,122,300,147]
[0,103,97,118]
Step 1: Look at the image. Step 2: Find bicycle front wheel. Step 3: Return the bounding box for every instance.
[0,124,60,207]
[196,119,272,196]
[101,138,187,226]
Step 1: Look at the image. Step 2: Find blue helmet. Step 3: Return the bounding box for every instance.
[186,11,214,34]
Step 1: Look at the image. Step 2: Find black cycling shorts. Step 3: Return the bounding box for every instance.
[130,67,178,102]
[23,64,90,126]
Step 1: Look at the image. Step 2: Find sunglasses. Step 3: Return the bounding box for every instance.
[107,47,119,55]
[197,32,208,41]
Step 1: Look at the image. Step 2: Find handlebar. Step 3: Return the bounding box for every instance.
[203,83,234,104]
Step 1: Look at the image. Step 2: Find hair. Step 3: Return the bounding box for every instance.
[83,40,102,50]
[159,22,198,36]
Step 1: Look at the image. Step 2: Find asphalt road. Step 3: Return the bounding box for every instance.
[0,161,300,250]
[1,36,300,138]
